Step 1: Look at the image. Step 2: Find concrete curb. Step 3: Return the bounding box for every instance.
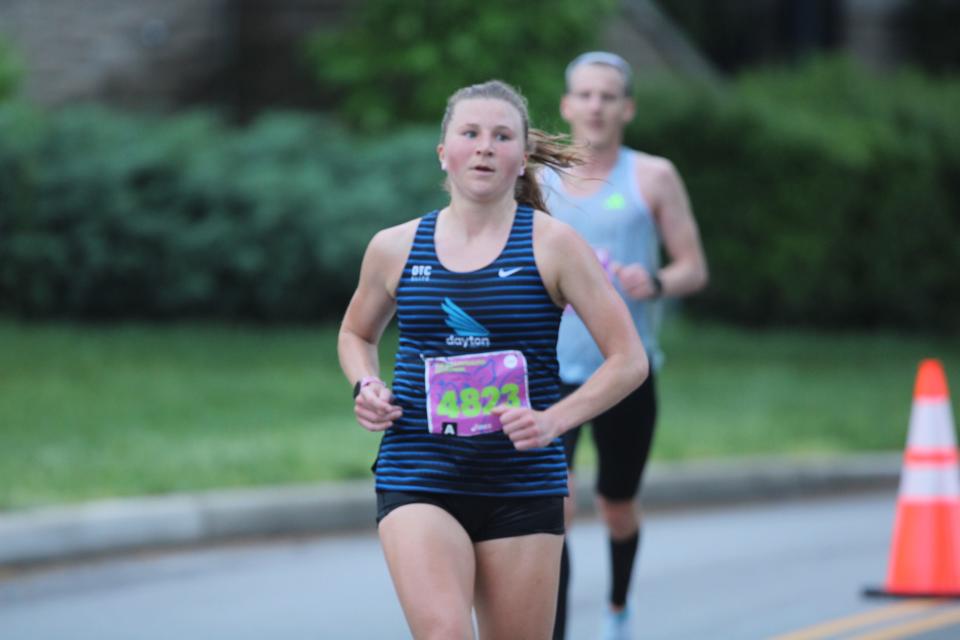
[0,452,902,567]
[640,452,901,507]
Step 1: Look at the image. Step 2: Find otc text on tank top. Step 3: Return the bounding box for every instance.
[541,147,663,383]
[375,205,568,497]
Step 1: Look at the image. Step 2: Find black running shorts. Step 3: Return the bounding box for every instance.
[376,491,565,542]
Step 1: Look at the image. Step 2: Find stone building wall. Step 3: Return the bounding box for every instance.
[0,0,345,112]
[0,0,232,108]
[843,0,908,70]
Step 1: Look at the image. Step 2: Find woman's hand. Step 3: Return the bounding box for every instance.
[354,382,403,432]
[493,405,560,450]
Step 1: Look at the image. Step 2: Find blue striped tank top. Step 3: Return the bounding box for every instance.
[374,204,568,497]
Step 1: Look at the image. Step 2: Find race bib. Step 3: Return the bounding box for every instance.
[424,350,530,437]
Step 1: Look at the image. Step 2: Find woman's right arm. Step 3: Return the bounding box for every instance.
[338,222,415,431]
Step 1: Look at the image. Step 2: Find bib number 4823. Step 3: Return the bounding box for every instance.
[424,350,530,437]
[436,384,521,419]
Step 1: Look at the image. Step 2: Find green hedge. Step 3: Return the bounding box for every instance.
[627,57,960,331]
[1,57,958,329]
[0,106,443,320]
[0,37,21,102]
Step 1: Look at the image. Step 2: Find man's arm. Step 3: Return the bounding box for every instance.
[637,153,709,298]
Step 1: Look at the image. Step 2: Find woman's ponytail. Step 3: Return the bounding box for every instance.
[516,129,585,213]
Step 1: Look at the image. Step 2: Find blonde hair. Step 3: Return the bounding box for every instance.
[440,80,582,213]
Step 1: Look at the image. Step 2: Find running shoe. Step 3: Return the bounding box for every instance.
[600,606,633,640]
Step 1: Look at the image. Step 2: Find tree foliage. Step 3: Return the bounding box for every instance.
[304,0,616,132]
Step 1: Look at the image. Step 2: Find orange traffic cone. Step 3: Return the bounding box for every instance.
[866,359,960,598]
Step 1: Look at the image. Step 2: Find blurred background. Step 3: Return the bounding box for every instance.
[1,0,958,511]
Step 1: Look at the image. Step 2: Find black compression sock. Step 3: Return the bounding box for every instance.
[610,530,640,608]
[553,540,570,640]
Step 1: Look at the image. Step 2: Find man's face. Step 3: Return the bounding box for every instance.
[561,64,635,150]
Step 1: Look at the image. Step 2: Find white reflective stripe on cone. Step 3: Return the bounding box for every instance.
[907,401,958,449]
[899,465,960,499]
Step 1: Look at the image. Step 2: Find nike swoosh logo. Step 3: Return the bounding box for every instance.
[498,267,523,278]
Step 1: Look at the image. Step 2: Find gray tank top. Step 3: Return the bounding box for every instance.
[541,147,663,383]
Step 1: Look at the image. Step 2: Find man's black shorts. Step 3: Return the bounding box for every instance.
[561,371,657,500]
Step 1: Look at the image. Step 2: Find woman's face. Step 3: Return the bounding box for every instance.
[438,98,527,203]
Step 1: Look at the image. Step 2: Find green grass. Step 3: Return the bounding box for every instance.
[1,318,957,510]
[1,322,392,510]
[653,322,958,460]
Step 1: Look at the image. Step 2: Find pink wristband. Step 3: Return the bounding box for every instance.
[353,376,385,398]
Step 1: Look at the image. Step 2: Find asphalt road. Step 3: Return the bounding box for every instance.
[2,490,960,639]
